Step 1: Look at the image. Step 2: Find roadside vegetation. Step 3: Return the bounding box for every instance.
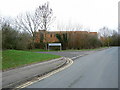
[28,49,48,52]
[29,47,108,52]
[1,2,119,51]
[0,2,119,70]
[59,47,108,51]
[2,50,61,70]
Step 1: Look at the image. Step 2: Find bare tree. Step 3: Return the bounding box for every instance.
[0,16,10,29]
[35,2,55,49]
[15,2,55,34]
[35,2,55,31]
[0,16,3,27]
[15,2,55,49]
[98,27,112,47]
[16,13,37,36]
[57,22,82,31]
[57,22,83,49]
[15,13,38,48]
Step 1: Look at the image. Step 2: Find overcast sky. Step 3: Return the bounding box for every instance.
[0,0,119,32]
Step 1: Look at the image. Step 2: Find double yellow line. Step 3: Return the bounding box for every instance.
[15,58,73,89]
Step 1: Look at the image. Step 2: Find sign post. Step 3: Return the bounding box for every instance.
[48,43,62,51]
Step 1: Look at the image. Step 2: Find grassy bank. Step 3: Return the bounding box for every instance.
[78,47,108,51]
[28,49,48,52]
[2,50,61,70]
[27,47,108,52]
[51,47,108,51]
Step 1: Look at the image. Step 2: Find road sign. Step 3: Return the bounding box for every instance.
[48,43,62,50]
[48,43,61,46]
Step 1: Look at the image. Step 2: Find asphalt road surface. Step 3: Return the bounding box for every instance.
[27,47,118,88]
[37,50,96,58]
[2,58,67,88]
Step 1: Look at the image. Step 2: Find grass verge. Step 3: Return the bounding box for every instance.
[27,47,108,52]
[28,49,48,52]
[57,47,108,51]
[79,47,108,51]
[2,50,61,70]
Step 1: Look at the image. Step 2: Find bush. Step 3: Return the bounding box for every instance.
[67,32,102,49]
[16,32,32,50]
[2,24,32,50]
[2,24,19,49]
[34,42,45,49]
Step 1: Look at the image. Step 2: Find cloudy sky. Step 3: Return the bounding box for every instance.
[0,0,119,32]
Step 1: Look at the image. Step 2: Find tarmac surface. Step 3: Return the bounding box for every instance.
[2,47,111,88]
[2,57,66,88]
[27,47,118,88]
[36,50,99,58]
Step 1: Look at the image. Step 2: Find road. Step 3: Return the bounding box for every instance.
[26,47,118,88]
[37,50,97,58]
[2,58,66,88]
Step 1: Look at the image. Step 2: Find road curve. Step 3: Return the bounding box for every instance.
[26,47,118,88]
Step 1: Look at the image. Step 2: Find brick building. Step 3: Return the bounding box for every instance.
[35,30,98,43]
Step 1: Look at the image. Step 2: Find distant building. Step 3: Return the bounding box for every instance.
[35,30,98,43]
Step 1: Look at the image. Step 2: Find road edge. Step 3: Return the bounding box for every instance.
[9,58,73,89]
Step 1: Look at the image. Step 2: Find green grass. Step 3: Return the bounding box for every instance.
[28,49,59,52]
[28,47,108,52]
[2,50,61,70]
[28,49,48,52]
[79,47,108,51]
[58,47,108,51]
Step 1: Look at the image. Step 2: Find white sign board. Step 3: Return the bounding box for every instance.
[48,43,62,50]
[48,43,61,46]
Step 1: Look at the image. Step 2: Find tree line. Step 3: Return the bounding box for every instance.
[1,2,54,50]
[98,27,120,47]
[55,23,119,50]
[0,2,119,50]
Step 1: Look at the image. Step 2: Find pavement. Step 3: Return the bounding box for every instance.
[26,47,118,88]
[2,57,67,88]
[2,47,109,89]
